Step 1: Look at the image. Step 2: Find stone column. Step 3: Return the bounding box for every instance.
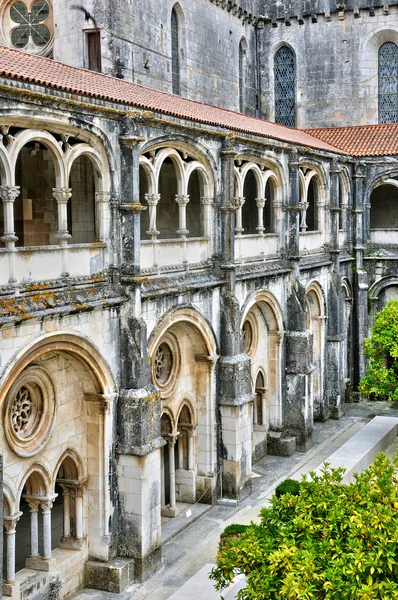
[299,200,309,232]
[0,185,19,248]
[325,164,344,419]
[95,191,111,242]
[287,155,301,267]
[201,196,214,239]
[234,197,245,236]
[3,514,21,584]
[119,126,146,277]
[61,485,71,540]
[0,185,20,284]
[75,486,84,540]
[145,193,161,239]
[40,498,55,560]
[175,194,190,238]
[168,436,177,510]
[219,138,253,501]
[27,499,40,557]
[187,431,194,471]
[352,162,368,386]
[53,187,72,246]
[255,198,266,234]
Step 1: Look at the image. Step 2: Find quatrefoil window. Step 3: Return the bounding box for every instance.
[10,0,50,48]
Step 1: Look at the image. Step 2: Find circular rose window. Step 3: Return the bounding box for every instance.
[0,0,54,57]
[154,342,173,386]
[242,320,253,355]
[4,366,55,457]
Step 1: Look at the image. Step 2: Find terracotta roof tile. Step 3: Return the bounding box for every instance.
[0,46,345,155]
[305,123,398,157]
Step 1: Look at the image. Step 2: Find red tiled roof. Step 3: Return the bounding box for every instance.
[305,123,398,157]
[0,46,345,154]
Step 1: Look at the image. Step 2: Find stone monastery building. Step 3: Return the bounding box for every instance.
[1,0,398,597]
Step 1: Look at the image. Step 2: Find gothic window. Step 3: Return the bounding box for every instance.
[239,39,246,113]
[1,0,54,56]
[154,342,173,386]
[171,7,180,95]
[274,46,296,128]
[379,42,398,124]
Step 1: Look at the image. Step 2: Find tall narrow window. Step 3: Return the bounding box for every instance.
[379,42,398,124]
[87,30,101,73]
[274,46,296,127]
[239,40,245,112]
[171,8,180,95]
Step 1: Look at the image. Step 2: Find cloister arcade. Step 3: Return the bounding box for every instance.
[1,334,115,594]
[0,125,111,285]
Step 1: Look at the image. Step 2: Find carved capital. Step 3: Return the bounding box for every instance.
[95,191,111,203]
[175,194,190,207]
[53,187,72,203]
[201,196,214,206]
[145,193,161,206]
[256,197,266,209]
[0,185,20,202]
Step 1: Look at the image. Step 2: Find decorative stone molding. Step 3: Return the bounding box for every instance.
[4,365,55,457]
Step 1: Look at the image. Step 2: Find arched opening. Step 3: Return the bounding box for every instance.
[265,177,275,234]
[14,141,57,246]
[370,183,398,229]
[242,293,283,461]
[187,170,202,237]
[55,454,85,550]
[151,310,217,517]
[171,6,181,95]
[0,336,113,594]
[242,169,258,234]
[378,42,398,124]
[306,286,325,421]
[306,177,319,232]
[254,371,266,427]
[274,45,296,127]
[68,155,96,243]
[157,157,179,239]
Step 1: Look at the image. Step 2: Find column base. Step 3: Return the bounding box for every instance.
[2,581,20,598]
[85,557,135,593]
[59,536,86,550]
[267,432,296,457]
[161,505,179,518]
[25,556,57,572]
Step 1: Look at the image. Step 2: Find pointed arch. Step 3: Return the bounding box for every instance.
[274,45,296,127]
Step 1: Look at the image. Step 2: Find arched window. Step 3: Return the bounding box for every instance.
[239,39,247,113]
[274,46,296,128]
[171,7,180,95]
[379,42,398,124]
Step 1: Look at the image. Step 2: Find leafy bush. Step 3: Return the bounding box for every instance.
[210,452,398,599]
[275,478,301,498]
[359,299,398,401]
[220,524,249,538]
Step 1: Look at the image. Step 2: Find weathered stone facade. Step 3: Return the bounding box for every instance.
[0,0,398,598]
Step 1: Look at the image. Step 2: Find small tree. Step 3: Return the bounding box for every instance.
[210,453,398,599]
[360,299,398,401]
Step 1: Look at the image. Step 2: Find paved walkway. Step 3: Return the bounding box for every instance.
[73,401,398,600]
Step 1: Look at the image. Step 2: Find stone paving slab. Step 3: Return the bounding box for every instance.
[167,564,245,599]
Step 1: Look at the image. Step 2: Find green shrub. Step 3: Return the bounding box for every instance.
[275,478,301,498]
[210,452,398,599]
[220,524,249,538]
